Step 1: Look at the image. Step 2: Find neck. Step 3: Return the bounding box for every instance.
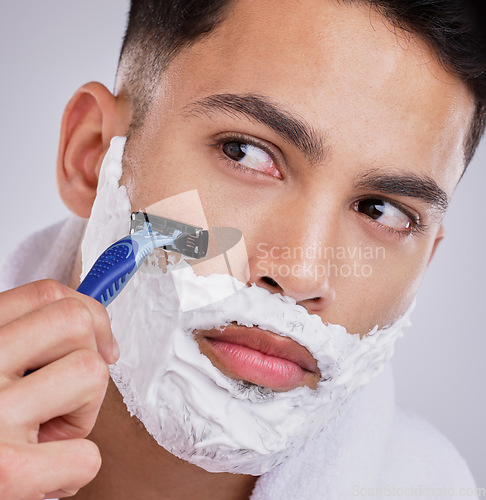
[69,253,257,500]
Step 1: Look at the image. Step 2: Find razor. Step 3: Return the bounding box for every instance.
[77,212,209,307]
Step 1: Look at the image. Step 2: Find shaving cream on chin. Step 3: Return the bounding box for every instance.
[81,136,415,476]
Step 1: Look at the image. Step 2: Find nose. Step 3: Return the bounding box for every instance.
[246,205,337,314]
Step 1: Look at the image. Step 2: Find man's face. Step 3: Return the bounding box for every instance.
[119,0,473,335]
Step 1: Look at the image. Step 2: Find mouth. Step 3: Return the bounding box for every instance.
[194,323,321,391]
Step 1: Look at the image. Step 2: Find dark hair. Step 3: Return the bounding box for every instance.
[119,0,486,165]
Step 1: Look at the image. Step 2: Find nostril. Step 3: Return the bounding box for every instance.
[261,276,281,288]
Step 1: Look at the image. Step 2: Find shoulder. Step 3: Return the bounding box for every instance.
[381,405,478,493]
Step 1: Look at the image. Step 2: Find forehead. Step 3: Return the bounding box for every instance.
[145,0,474,191]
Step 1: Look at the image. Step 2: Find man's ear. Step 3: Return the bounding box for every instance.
[57,82,127,218]
[428,224,446,265]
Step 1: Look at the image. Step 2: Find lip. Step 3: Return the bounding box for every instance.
[194,324,320,391]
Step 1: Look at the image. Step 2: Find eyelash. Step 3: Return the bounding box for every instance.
[211,134,427,238]
[353,196,427,238]
[211,132,282,179]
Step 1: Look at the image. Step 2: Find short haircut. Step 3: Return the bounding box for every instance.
[118,0,486,166]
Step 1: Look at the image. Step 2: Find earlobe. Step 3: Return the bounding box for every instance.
[57,82,125,218]
[428,224,446,265]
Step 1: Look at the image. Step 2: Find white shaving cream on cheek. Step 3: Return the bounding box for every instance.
[81,137,415,476]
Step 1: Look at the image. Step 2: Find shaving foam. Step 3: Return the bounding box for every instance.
[81,136,414,475]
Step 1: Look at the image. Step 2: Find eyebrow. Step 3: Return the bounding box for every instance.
[182,93,328,165]
[183,93,449,213]
[355,169,449,213]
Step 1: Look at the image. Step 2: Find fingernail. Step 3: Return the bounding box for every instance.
[112,336,120,362]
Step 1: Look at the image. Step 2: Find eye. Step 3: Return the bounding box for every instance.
[221,140,282,178]
[354,198,417,233]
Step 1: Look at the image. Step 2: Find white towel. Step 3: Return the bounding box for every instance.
[0,215,86,291]
[0,216,479,499]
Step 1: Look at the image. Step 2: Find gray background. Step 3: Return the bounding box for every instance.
[1,0,484,488]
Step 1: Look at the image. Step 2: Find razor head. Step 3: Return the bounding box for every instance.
[172,231,209,259]
[130,212,208,259]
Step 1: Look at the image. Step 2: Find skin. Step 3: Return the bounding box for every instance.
[0,0,475,499]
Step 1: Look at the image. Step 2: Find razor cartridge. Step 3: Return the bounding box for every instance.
[130,212,208,259]
[77,212,209,306]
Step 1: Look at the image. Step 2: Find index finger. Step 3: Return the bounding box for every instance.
[0,280,117,364]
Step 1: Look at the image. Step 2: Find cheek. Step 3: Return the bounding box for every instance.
[330,240,432,332]
[121,129,210,211]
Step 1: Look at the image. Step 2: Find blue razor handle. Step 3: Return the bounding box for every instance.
[78,213,209,308]
[77,225,181,307]
[76,236,139,306]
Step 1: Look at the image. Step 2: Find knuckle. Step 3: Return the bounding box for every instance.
[31,280,68,307]
[0,385,31,429]
[80,298,112,342]
[84,294,108,319]
[71,350,109,386]
[57,298,94,336]
[0,387,33,432]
